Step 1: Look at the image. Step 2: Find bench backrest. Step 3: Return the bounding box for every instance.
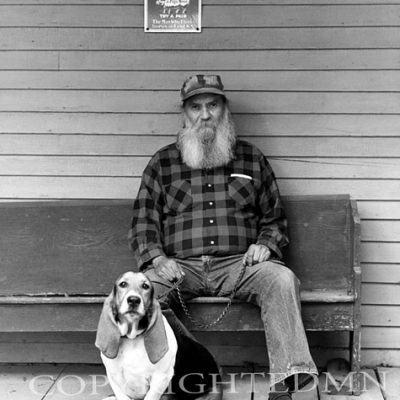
[282,195,359,295]
[0,195,358,297]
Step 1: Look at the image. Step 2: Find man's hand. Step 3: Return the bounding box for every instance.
[152,256,185,282]
[244,244,271,266]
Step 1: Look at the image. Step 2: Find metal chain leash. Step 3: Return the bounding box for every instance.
[156,276,185,301]
[175,259,248,329]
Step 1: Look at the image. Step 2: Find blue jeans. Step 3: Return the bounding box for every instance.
[144,254,318,386]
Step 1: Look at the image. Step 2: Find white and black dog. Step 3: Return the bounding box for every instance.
[95,271,222,400]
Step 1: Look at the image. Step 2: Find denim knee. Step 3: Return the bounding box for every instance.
[259,262,300,293]
[275,266,300,289]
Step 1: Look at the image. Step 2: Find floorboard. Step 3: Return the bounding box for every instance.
[42,364,111,400]
[376,367,400,400]
[0,364,395,399]
[220,366,254,400]
[0,364,64,400]
[319,369,384,400]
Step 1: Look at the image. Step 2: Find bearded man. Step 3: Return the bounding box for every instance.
[129,75,317,399]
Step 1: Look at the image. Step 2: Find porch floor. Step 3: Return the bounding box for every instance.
[0,364,398,400]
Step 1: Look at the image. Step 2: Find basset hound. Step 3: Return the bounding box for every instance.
[95,271,222,400]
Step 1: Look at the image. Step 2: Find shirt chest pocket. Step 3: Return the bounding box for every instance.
[165,180,193,213]
[228,177,257,208]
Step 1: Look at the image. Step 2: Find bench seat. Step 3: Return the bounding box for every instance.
[0,194,361,393]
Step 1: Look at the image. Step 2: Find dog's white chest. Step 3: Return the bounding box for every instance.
[101,317,177,400]
[103,337,153,398]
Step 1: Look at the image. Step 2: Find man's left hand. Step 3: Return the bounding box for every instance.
[244,244,271,266]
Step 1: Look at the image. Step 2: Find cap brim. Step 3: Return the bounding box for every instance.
[182,87,226,101]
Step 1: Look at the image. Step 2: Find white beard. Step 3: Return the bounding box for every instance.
[177,108,237,170]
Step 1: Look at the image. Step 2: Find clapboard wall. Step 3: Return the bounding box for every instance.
[0,0,399,366]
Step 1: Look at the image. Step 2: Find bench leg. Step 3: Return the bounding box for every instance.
[350,329,362,395]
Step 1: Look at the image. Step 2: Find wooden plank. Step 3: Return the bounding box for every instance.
[0,332,96,344]
[279,181,400,201]
[362,283,400,305]
[357,201,400,220]
[1,135,400,158]
[195,345,349,368]
[362,328,400,349]
[0,27,399,50]
[180,303,355,332]
[0,342,102,364]
[0,341,350,366]
[0,176,139,199]
[2,113,400,137]
[0,364,65,400]
[58,49,400,71]
[0,134,173,156]
[194,331,350,349]
[3,70,400,91]
[2,156,400,180]
[2,91,400,114]
[0,177,399,201]
[0,196,358,296]
[219,367,254,400]
[361,221,400,242]
[0,203,135,296]
[0,301,356,332]
[361,243,400,263]
[1,5,399,28]
[0,334,399,367]
[376,367,400,400]
[362,264,400,283]
[0,155,149,176]
[0,303,104,332]
[362,305,400,326]
[271,159,400,180]
[318,369,384,399]
[0,363,253,400]
[43,365,111,400]
[0,51,58,70]
[363,350,400,367]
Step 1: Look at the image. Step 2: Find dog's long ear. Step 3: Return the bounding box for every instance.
[95,292,121,359]
[144,300,169,364]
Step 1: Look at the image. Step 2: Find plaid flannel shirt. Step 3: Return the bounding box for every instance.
[129,140,288,270]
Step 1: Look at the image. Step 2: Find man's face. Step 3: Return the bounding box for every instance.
[183,93,225,128]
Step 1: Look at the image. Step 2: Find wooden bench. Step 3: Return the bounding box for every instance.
[0,194,361,393]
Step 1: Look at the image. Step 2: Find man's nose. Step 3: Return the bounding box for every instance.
[200,107,211,120]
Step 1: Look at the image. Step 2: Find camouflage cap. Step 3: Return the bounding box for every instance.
[180,74,226,102]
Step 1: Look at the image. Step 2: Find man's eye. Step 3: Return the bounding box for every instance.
[119,281,127,288]
[209,102,217,108]
[142,282,150,290]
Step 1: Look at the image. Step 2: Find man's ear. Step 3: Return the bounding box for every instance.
[95,293,121,359]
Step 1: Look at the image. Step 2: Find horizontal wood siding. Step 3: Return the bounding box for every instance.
[0,0,399,365]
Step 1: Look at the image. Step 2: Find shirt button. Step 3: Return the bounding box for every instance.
[210,240,215,245]
[209,201,214,206]
[210,219,214,224]
[207,184,213,188]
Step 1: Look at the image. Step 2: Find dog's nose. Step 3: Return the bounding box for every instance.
[127,295,141,306]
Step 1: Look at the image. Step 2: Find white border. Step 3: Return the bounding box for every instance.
[144,0,202,33]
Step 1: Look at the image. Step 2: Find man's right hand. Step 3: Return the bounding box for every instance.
[152,256,185,282]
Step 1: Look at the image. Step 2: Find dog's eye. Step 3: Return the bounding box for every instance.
[119,281,127,288]
[142,282,150,290]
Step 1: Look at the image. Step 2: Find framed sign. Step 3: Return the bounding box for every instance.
[144,0,201,33]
